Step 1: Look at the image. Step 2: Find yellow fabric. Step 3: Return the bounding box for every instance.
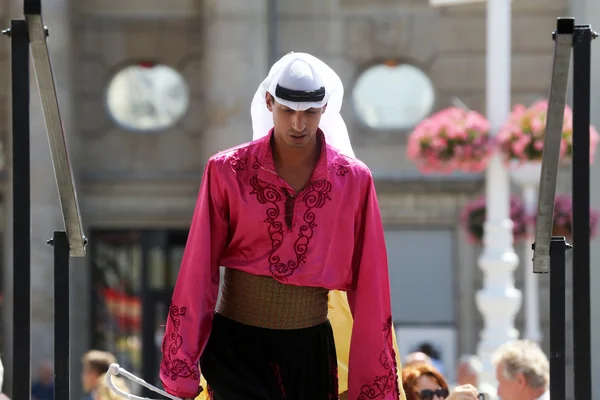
[197,376,209,400]
[195,290,406,400]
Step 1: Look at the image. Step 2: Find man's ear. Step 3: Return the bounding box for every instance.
[515,373,527,389]
[265,93,274,112]
[322,103,328,114]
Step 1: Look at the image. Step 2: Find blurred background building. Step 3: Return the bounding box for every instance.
[0,0,598,398]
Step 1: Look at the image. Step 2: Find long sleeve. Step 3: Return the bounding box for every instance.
[159,159,229,398]
[347,174,403,400]
[329,290,406,400]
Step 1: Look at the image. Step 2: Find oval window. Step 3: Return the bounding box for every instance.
[106,63,190,132]
[352,63,435,130]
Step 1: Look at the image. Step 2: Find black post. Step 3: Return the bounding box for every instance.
[50,231,70,400]
[9,19,32,400]
[23,0,42,15]
[571,24,593,400]
[548,236,569,400]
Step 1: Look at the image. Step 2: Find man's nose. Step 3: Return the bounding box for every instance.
[291,111,306,131]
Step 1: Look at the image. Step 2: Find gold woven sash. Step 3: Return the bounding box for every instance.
[216,268,329,330]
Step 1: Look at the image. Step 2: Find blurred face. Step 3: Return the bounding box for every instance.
[266,93,326,149]
[496,362,526,400]
[39,364,53,384]
[456,363,477,386]
[414,375,448,400]
[81,365,99,393]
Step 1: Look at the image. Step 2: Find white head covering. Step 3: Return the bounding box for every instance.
[250,52,355,158]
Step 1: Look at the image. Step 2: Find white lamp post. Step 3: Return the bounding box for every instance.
[510,161,543,343]
[474,0,522,391]
[428,0,523,391]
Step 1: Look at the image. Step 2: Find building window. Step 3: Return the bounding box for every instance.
[385,229,455,325]
[90,229,187,395]
[105,62,190,132]
[352,62,435,131]
[385,228,457,380]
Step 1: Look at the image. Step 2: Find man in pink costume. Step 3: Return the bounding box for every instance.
[159,52,404,400]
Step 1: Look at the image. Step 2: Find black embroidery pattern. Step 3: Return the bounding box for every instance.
[250,175,284,246]
[252,156,261,169]
[382,316,392,339]
[250,176,332,279]
[357,316,400,400]
[334,162,349,176]
[330,355,340,400]
[282,188,296,230]
[270,362,287,399]
[160,305,200,383]
[230,157,247,172]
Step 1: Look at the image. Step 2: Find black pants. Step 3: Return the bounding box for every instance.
[200,313,339,400]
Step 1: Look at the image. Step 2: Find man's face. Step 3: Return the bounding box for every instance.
[456,363,477,386]
[39,363,54,384]
[81,365,99,393]
[496,362,525,400]
[266,94,326,149]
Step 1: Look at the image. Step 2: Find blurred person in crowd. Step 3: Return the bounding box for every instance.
[492,340,549,400]
[456,354,482,387]
[404,352,432,367]
[402,363,480,400]
[94,371,129,400]
[31,360,54,400]
[417,342,445,376]
[80,350,117,400]
[0,358,10,400]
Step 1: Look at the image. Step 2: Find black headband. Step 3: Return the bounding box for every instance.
[275,84,326,103]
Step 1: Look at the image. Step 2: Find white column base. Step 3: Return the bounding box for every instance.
[476,157,522,391]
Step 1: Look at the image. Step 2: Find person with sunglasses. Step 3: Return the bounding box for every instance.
[403,363,480,400]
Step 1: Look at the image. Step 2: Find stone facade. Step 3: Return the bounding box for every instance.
[1,0,590,397]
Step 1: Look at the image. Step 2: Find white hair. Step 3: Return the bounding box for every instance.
[458,354,483,375]
[492,340,549,389]
[404,352,432,366]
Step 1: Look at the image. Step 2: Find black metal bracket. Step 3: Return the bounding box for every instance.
[571,21,594,400]
[547,236,571,400]
[47,232,70,400]
[9,18,31,400]
[23,0,42,16]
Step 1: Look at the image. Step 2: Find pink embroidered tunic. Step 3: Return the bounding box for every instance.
[160,131,399,400]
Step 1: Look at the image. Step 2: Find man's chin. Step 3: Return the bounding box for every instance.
[286,136,310,147]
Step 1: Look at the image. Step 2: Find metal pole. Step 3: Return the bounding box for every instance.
[50,231,70,400]
[8,19,32,400]
[548,236,569,400]
[571,24,594,400]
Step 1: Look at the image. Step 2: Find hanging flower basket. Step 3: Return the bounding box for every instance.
[460,195,528,244]
[407,107,493,174]
[545,194,599,239]
[497,100,600,164]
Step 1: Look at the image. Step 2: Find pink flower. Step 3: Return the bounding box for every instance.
[407,107,492,175]
[535,194,600,239]
[498,100,599,165]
